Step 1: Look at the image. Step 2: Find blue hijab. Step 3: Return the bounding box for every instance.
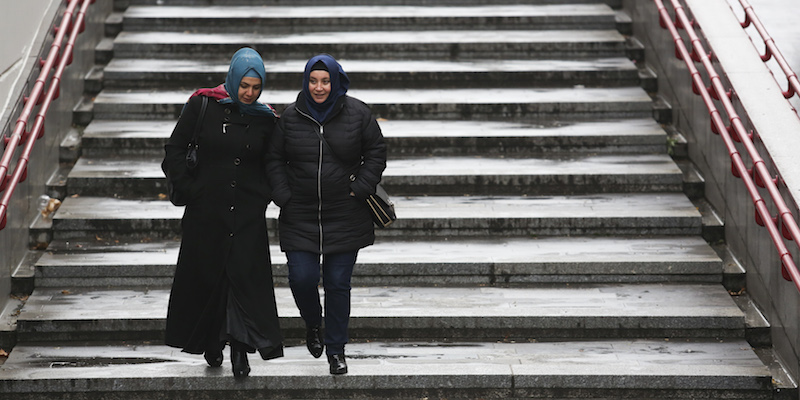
[221,47,275,117]
[302,54,350,124]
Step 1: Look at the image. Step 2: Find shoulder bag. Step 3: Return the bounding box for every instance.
[313,129,396,228]
[166,96,208,206]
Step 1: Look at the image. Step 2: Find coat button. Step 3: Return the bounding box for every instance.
[230,205,235,212]
[224,108,231,115]
[229,232,234,237]
[234,158,241,166]
[231,181,237,188]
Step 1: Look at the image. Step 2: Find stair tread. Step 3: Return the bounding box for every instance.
[36,236,721,270]
[124,4,616,19]
[93,87,652,107]
[105,57,636,74]
[114,29,625,46]
[82,118,664,140]
[1,340,769,387]
[17,284,743,322]
[51,194,701,221]
[67,154,683,179]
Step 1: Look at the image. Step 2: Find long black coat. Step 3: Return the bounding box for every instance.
[162,95,282,356]
[267,94,386,254]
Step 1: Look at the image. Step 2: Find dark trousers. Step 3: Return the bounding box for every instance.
[286,250,357,355]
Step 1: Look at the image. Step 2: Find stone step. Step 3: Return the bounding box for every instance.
[122,4,617,33]
[32,236,722,287]
[99,57,640,90]
[118,0,623,7]
[0,340,771,399]
[88,87,654,121]
[15,283,744,342]
[64,154,683,197]
[48,193,703,241]
[80,118,667,157]
[109,29,627,60]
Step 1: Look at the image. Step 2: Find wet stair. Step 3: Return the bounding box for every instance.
[0,0,778,399]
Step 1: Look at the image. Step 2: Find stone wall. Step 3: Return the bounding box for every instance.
[625,0,800,382]
[0,1,110,321]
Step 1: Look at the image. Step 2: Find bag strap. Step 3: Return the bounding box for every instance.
[313,128,345,165]
[190,96,209,145]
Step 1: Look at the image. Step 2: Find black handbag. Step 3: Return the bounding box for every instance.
[166,96,208,206]
[366,182,396,228]
[313,129,396,228]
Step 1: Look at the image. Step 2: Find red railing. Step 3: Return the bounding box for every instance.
[736,0,800,103]
[0,0,94,230]
[655,0,800,291]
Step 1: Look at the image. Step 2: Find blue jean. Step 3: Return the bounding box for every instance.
[285,250,357,355]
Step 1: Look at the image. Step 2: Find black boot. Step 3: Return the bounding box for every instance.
[306,325,324,358]
[231,347,250,378]
[327,354,348,375]
[204,348,223,368]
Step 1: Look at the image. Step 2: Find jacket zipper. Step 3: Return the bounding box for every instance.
[317,125,324,254]
[297,108,325,254]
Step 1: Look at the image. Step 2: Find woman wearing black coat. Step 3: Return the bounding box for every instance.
[161,47,282,378]
[267,54,387,375]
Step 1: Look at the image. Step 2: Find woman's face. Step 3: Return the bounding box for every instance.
[238,77,262,104]
[308,70,331,104]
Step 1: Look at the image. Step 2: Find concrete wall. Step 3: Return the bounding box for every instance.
[0,1,110,322]
[625,0,800,383]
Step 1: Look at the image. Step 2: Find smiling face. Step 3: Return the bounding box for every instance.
[308,70,331,104]
[238,76,262,104]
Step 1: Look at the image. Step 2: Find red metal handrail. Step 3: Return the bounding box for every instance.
[655,0,800,291]
[737,0,800,102]
[0,0,94,230]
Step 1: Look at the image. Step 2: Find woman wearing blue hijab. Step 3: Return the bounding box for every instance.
[162,47,282,378]
[268,54,387,375]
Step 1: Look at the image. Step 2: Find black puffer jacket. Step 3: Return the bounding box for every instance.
[268,93,386,254]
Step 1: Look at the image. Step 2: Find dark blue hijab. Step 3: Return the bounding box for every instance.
[302,54,350,124]
[222,47,275,117]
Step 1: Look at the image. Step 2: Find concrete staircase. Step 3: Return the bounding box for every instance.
[0,0,782,398]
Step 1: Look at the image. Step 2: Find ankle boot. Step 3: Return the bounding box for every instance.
[327,354,348,375]
[306,325,324,358]
[204,348,223,368]
[231,347,250,378]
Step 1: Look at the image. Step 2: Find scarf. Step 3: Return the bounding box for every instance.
[301,54,350,124]
[191,47,276,117]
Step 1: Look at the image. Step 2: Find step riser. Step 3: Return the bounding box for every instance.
[123,17,616,33]
[100,70,641,90]
[111,42,627,61]
[64,176,683,197]
[15,319,744,343]
[0,386,772,400]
